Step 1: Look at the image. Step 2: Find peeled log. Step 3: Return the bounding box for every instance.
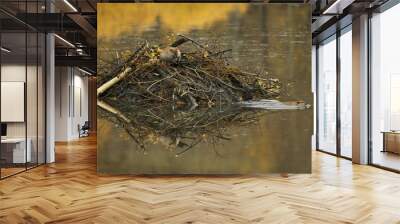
[97,67,132,97]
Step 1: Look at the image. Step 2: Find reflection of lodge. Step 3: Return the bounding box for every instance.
[98,101,261,155]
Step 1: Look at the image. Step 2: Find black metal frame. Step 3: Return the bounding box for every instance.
[0,0,47,180]
[336,26,341,158]
[315,44,319,152]
[367,10,373,166]
[315,23,353,161]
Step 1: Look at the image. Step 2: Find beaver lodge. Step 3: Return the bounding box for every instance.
[97,35,305,155]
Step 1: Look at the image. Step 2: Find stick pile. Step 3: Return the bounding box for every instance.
[98,35,281,109]
[98,36,283,154]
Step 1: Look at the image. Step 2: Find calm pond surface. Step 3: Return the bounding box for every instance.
[97,3,312,174]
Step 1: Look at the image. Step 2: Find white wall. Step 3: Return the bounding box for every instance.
[1,65,26,138]
[54,67,89,141]
[55,67,69,141]
[72,73,89,138]
[0,65,39,138]
[1,82,25,122]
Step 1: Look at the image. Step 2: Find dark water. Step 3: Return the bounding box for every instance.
[97,4,312,174]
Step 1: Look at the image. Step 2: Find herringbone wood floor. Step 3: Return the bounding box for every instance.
[1,135,400,224]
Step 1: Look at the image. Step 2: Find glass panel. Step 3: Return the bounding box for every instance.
[339,28,352,158]
[38,32,45,165]
[371,4,400,171]
[27,30,38,169]
[1,30,27,177]
[0,1,46,179]
[26,0,39,169]
[317,36,337,154]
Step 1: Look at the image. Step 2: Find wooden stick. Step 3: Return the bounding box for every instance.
[210,49,232,57]
[177,34,212,54]
[97,66,132,97]
[170,37,189,48]
[97,100,131,123]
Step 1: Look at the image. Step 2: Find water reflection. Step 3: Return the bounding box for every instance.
[99,101,262,154]
[98,4,248,40]
[97,3,312,174]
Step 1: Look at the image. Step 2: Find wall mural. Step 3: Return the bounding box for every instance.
[97,3,312,174]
